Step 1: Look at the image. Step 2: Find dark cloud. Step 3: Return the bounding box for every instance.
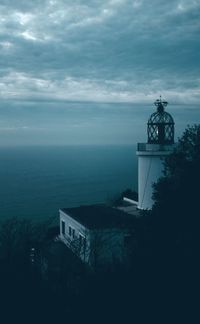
[0,0,199,144]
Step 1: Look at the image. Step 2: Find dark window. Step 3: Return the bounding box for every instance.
[69,226,72,236]
[61,221,65,235]
[79,234,86,249]
[72,228,75,239]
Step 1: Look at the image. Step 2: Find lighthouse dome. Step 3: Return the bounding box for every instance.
[147,97,174,144]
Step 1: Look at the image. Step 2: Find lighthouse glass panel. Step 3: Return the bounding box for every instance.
[147,100,174,144]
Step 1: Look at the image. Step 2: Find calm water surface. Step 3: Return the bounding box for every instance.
[0,146,137,221]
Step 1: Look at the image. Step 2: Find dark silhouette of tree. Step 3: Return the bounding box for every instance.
[151,124,200,253]
[109,188,138,206]
[122,188,138,201]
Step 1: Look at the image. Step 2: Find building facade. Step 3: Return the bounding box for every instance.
[59,205,135,268]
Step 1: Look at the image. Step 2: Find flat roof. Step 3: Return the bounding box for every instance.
[116,205,140,217]
[60,204,137,230]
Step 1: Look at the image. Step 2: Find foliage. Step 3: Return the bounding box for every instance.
[151,124,200,250]
[0,217,56,268]
[122,188,138,201]
[110,188,138,206]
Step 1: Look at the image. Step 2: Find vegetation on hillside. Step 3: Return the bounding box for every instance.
[151,124,200,252]
[109,188,138,206]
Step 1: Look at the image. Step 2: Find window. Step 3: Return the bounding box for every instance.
[61,221,65,235]
[79,234,86,249]
[69,226,75,238]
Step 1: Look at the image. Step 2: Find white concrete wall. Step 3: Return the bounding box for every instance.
[137,154,164,210]
[137,143,176,210]
[59,210,90,262]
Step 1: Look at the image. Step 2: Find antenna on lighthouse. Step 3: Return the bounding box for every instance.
[154,96,168,113]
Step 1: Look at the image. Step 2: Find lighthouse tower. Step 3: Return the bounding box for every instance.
[136,97,175,210]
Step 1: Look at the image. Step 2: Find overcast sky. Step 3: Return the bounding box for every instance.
[0,0,200,145]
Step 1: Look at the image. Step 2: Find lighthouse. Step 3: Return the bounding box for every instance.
[136,97,175,210]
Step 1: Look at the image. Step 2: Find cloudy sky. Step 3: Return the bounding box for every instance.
[0,0,200,145]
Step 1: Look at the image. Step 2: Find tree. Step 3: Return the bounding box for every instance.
[0,216,56,273]
[109,188,138,207]
[151,124,200,252]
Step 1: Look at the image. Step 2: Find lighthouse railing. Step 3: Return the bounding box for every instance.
[137,143,176,152]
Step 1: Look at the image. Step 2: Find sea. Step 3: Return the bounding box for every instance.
[0,145,137,222]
